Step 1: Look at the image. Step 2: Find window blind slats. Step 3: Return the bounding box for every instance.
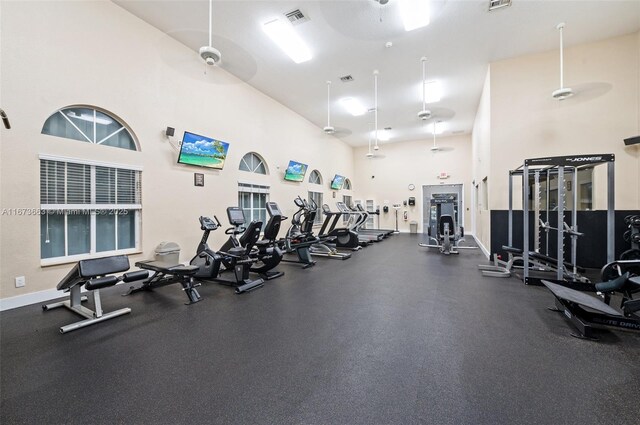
[41,160,141,206]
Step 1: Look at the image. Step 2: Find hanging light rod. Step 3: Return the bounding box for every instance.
[552,22,574,100]
[373,69,380,151]
[418,57,432,120]
[323,81,335,134]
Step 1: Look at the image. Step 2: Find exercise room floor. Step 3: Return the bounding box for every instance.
[1,234,639,425]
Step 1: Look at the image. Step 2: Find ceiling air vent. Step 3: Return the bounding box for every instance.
[340,75,354,82]
[489,0,511,11]
[285,9,309,25]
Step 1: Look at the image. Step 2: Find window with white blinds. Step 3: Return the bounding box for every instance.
[238,183,269,226]
[40,157,142,262]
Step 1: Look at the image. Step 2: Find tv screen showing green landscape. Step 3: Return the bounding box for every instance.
[177,131,230,170]
[284,160,308,182]
[331,175,345,190]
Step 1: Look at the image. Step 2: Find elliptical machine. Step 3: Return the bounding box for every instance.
[280,197,319,268]
[190,209,265,294]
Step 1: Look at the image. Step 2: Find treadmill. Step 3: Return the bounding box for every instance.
[335,202,382,243]
[353,204,394,237]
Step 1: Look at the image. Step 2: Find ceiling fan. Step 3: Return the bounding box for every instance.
[199,0,221,67]
[322,80,352,137]
[418,57,432,120]
[429,120,453,152]
[552,22,573,100]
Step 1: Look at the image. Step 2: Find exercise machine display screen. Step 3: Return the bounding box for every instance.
[227,207,245,225]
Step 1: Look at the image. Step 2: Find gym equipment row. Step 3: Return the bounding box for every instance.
[43,198,393,333]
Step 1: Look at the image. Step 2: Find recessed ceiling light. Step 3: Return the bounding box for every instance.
[340,97,367,116]
[262,18,312,63]
[399,0,430,32]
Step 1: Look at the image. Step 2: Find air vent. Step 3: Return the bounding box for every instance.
[340,75,354,82]
[489,0,511,11]
[285,9,309,25]
[384,127,392,131]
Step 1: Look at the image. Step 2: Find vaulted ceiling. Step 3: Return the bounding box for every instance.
[114,0,640,146]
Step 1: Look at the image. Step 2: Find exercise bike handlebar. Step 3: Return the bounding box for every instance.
[225,225,246,235]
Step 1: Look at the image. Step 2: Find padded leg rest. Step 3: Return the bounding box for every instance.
[122,270,150,282]
[85,276,119,291]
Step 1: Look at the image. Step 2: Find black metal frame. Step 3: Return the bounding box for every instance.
[128,261,202,305]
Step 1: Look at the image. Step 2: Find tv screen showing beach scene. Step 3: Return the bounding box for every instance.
[284,160,308,182]
[331,175,345,190]
[177,131,230,170]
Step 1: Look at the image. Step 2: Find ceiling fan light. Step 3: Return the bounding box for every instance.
[366,151,374,158]
[552,87,574,100]
[323,126,336,134]
[417,109,432,120]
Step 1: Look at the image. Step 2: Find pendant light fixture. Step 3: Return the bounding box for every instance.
[552,22,573,100]
[418,57,432,120]
[373,69,380,151]
[323,81,336,134]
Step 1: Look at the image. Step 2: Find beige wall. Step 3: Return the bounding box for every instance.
[0,0,354,299]
[471,68,491,250]
[352,135,473,234]
[489,32,640,212]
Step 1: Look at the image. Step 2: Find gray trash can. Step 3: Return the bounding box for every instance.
[154,241,181,264]
[409,221,418,234]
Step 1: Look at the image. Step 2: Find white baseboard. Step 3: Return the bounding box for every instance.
[470,233,490,260]
[0,288,64,312]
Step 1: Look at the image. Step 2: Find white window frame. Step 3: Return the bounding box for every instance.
[41,106,139,151]
[238,182,270,225]
[39,154,142,266]
[344,178,352,190]
[309,170,323,185]
[239,152,268,175]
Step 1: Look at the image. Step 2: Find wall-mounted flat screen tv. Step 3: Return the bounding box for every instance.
[331,174,345,190]
[177,131,230,170]
[284,160,308,182]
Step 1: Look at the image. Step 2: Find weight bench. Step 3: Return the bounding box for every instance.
[543,280,640,340]
[127,260,202,304]
[478,245,523,278]
[43,255,148,334]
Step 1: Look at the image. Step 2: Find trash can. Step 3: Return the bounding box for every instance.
[409,221,418,234]
[155,241,181,264]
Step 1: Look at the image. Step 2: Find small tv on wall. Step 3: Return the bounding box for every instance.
[177,131,230,170]
[331,174,345,190]
[284,160,308,182]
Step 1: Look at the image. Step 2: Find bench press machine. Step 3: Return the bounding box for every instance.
[43,255,148,333]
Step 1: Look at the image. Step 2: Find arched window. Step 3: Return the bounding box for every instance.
[344,178,352,190]
[239,152,268,174]
[309,169,322,185]
[42,106,138,151]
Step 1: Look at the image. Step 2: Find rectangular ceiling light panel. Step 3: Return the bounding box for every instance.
[419,81,442,104]
[340,98,367,116]
[399,0,430,31]
[263,18,312,63]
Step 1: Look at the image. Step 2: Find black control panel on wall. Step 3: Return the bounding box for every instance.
[383,206,389,213]
[408,197,416,206]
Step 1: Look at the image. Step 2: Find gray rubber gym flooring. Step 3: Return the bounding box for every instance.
[1,234,639,425]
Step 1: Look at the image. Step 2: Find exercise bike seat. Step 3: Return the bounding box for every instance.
[224,247,248,257]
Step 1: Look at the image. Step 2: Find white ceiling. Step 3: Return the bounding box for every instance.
[113,0,640,147]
